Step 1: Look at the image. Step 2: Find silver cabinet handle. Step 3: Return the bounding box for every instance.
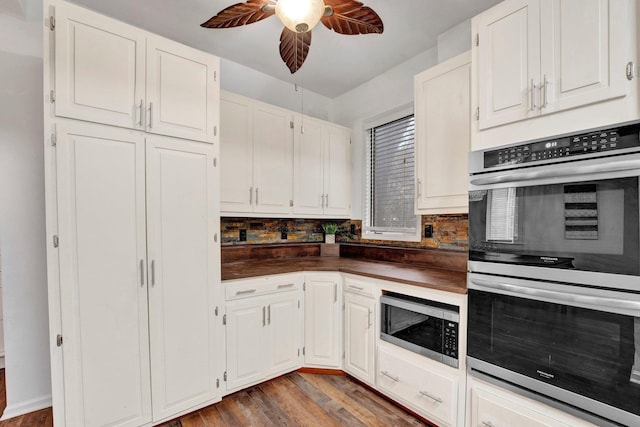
[530,79,537,111]
[139,259,144,287]
[249,187,253,205]
[278,283,295,289]
[368,309,372,329]
[380,371,399,382]
[262,306,266,326]
[256,188,259,205]
[148,102,153,128]
[138,99,144,127]
[267,304,271,325]
[151,260,156,287]
[325,194,329,207]
[320,194,325,208]
[348,285,363,291]
[541,74,548,109]
[334,283,337,302]
[418,390,442,403]
[481,422,495,427]
[417,179,422,198]
[236,289,257,295]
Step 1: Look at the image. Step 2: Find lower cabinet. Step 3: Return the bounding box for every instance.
[469,377,598,427]
[343,278,378,386]
[225,275,303,393]
[304,273,342,368]
[378,345,459,427]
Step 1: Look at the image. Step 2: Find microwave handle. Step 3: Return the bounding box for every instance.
[470,158,640,186]
[469,277,640,316]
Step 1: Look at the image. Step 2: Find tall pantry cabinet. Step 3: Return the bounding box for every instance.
[43,1,222,426]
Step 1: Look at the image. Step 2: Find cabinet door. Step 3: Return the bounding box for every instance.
[146,137,220,421]
[304,274,341,368]
[220,94,253,213]
[225,298,266,392]
[476,0,541,129]
[146,37,219,143]
[55,1,145,129]
[56,123,151,427]
[266,292,302,376]
[540,0,627,114]
[252,105,294,214]
[293,118,324,215]
[415,54,470,214]
[344,292,375,385]
[323,124,352,217]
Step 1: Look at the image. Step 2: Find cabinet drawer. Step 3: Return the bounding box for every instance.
[343,278,377,297]
[378,347,457,427]
[225,275,302,301]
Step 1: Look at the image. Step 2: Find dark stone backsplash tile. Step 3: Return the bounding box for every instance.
[221,214,468,251]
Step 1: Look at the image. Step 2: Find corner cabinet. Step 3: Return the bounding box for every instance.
[472,0,637,149]
[220,91,294,215]
[414,52,470,214]
[293,117,351,217]
[54,1,218,143]
[304,273,342,368]
[55,122,221,426]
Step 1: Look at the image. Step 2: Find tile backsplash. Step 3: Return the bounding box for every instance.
[221,214,468,251]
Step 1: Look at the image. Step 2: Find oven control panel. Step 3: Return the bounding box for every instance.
[443,321,458,359]
[483,122,640,168]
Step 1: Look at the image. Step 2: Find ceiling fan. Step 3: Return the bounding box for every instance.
[201,0,384,74]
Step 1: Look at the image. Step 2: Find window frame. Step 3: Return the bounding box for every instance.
[362,105,421,242]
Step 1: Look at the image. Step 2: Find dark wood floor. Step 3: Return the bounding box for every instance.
[0,370,429,426]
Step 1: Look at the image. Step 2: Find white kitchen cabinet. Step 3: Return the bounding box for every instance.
[224,275,303,393]
[293,118,351,217]
[55,1,219,143]
[304,273,342,368]
[220,91,294,215]
[468,377,598,427]
[55,122,221,426]
[474,0,631,132]
[343,279,378,386]
[414,52,470,214]
[145,137,221,423]
[378,345,459,427]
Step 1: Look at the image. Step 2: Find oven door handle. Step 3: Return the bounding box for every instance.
[469,277,640,315]
[470,159,640,186]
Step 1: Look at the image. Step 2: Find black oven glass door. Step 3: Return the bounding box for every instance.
[469,175,639,277]
[468,288,640,417]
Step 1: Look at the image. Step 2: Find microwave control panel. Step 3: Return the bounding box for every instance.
[443,320,458,359]
[484,123,640,168]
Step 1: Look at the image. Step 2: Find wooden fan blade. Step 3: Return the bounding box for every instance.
[201,0,275,28]
[279,28,312,74]
[321,0,384,35]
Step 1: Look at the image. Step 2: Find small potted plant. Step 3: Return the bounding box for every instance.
[322,223,338,244]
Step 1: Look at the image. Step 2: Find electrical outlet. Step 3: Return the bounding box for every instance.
[239,229,247,242]
[281,231,287,240]
[350,224,356,234]
[424,224,433,238]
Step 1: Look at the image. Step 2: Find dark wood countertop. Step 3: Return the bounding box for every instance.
[222,257,467,294]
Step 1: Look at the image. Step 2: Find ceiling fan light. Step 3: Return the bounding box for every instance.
[275,0,325,33]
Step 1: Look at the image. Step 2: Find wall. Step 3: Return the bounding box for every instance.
[0,5,52,419]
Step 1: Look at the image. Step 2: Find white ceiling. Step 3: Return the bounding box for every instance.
[69,0,501,98]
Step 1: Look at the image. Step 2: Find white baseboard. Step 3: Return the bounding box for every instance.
[0,394,52,421]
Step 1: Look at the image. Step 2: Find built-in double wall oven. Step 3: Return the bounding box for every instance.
[467,120,640,427]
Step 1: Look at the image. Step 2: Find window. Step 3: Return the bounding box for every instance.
[364,114,420,241]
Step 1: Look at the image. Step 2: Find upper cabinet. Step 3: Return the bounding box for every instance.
[293,117,351,217]
[472,0,637,148]
[220,92,294,215]
[414,52,470,214]
[54,1,219,143]
[220,90,351,218]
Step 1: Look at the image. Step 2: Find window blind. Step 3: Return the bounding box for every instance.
[365,115,416,232]
[486,187,518,242]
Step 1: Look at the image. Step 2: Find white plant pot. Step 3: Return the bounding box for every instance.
[325,234,336,244]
